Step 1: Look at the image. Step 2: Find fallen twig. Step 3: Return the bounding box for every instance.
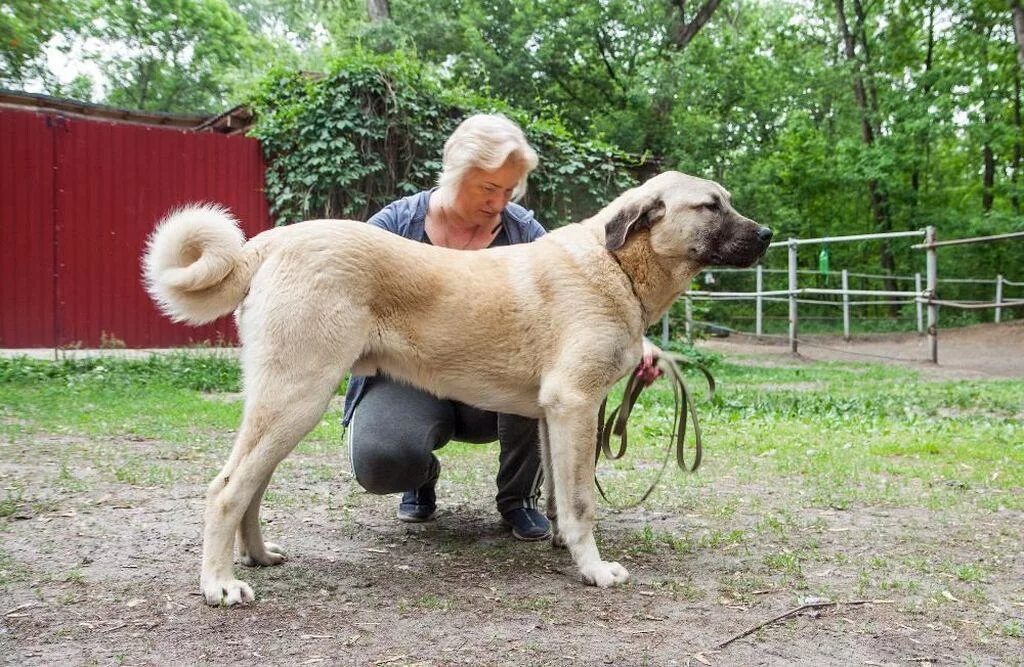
[713,599,878,650]
[4,602,36,616]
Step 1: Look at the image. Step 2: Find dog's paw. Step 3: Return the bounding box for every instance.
[579,561,630,588]
[239,541,287,567]
[550,532,567,549]
[201,577,255,607]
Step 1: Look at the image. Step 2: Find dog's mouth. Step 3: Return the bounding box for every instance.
[708,233,770,268]
[707,226,773,268]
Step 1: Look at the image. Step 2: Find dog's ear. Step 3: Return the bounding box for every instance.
[605,197,666,251]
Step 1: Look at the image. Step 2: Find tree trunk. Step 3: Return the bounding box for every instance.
[1013,0,1024,68]
[367,0,390,22]
[983,138,995,213]
[911,5,935,199]
[852,0,880,122]
[835,1,873,144]
[1013,68,1022,214]
[834,0,898,307]
[668,0,723,50]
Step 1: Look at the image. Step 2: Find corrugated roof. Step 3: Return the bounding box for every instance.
[0,88,212,129]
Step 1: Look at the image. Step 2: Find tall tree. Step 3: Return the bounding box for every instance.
[83,0,257,113]
[0,0,85,89]
[387,0,722,156]
[833,0,897,296]
[948,0,1021,218]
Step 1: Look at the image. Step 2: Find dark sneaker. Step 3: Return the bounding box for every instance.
[501,507,552,542]
[397,481,437,523]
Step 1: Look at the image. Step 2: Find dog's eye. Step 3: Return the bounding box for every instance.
[697,201,719,213]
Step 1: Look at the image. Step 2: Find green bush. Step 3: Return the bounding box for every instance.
[247,48,637,228]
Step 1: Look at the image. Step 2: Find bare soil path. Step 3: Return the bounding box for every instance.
[698,319,1024,380]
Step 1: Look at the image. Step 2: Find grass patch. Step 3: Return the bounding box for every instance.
[649,578,705,600]
[0,353,347,452]
[2,351,1022,513]
[396,594,455,613]
[595,357,1024,512]
[54,461,90,493]
[4,354,1019,516]
[1003,620,1024,638]
[954,563,988,583]
[0,549,31,587]
[3,351,1021,516]
[0,487,24,518]
[505,595,557,612]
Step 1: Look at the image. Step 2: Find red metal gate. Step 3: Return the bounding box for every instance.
[0,110,56,347]
[0,106,272,348]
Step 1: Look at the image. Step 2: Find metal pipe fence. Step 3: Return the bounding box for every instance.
[659,228,1022,363]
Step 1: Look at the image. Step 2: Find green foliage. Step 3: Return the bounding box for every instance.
[247,48,637,227]
[0,353,240,393]
[247,51,455,224]
[0,0,87,88]
[660,340,722,369]
[391,0,1024,302]
[84,0,259,113]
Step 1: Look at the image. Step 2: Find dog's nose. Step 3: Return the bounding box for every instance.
[757,226,774,243]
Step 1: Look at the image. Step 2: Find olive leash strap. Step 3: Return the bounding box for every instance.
[595,352,715,509]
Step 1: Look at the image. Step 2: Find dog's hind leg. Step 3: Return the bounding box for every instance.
[542,387,629,588]
[200,341,354,606]
[538,420,565,549]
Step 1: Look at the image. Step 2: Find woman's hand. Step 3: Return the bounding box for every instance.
[634,338,663,386]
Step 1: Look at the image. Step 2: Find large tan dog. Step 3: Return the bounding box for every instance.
[143,171,772,606]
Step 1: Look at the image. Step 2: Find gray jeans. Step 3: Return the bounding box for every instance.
[347,377,543,514]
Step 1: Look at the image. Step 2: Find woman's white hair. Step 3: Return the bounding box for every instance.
[438,114,539,200]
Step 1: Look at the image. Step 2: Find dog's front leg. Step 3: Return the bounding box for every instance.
[544,399,629,588]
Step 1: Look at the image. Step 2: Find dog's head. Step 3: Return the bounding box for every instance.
[605,171,772,268]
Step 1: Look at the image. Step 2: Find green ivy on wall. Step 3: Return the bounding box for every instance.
[247,48,638,228]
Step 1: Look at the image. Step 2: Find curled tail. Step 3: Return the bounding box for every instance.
[142,204,256,325]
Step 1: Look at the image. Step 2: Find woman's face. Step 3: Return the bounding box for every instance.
[450,159,526,227]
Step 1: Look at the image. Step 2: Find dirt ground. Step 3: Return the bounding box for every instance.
[697,318,1024,380]
[1,324,1022,666]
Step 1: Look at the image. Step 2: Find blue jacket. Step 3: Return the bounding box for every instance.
[341,189,546,425]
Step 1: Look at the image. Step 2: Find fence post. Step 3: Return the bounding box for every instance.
[995,275,1003,324]
[915,273,924,334]
[788,239,798,354]
[755,264,764,338]
[661,312,670,347]
[841,269,850,341]
[925,226,938,363]
[684,297,693,344]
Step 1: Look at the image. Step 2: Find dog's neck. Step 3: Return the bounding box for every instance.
[610,231,698,327]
